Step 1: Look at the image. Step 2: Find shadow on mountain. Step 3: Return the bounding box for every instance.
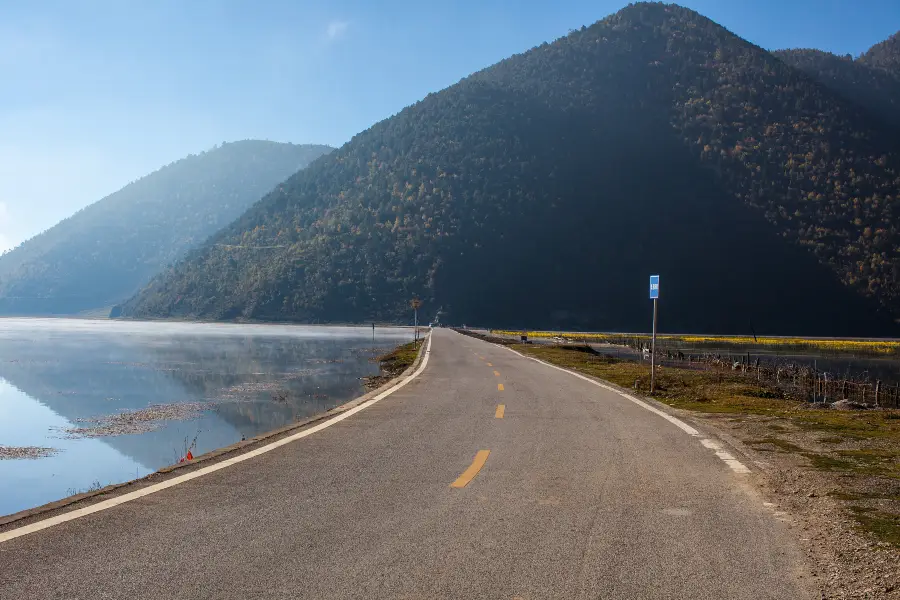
[428,90,895,336]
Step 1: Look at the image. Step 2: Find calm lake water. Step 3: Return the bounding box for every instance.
[0,319,414,516]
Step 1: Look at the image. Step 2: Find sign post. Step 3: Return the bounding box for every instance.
[411,298,422,345]
[649,275,660,393]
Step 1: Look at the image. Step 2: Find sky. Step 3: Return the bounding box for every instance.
[2,0,899,252]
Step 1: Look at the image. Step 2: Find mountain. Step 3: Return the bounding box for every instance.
[775,32,900,130]
[0,141,332,316]
[124,3,900,336]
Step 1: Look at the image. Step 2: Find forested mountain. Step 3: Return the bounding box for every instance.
[776,32,900,130]
[0,141,332,316]
[124,3,900,336]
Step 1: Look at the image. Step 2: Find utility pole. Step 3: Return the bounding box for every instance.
[649,275,660,393]
[411,298,422,345]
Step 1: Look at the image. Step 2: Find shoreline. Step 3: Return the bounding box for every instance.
[0,314,421,328]
[0,333,430,532]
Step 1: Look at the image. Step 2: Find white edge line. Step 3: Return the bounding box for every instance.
[498,342,700,437]
[493,337,752,474]
[0,334,434,545]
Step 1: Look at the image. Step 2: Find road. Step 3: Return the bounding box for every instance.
[0,328,813,599]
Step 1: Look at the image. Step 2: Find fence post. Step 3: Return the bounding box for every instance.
[875,381,881,407]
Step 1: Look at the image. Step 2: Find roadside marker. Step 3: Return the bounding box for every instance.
[649,274,660,392]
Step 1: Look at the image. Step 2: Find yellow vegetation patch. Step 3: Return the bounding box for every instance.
[491,331,900,355]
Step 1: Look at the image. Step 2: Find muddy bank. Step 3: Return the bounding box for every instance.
[363,341,422,390]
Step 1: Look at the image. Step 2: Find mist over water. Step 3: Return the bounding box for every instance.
[0,319,413,516]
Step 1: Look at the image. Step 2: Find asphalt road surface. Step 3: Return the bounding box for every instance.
[0,328,813,599]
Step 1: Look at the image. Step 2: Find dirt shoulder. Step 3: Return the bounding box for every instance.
[457,329,899,599]
[697,411,898,598]
[0,334,431,533]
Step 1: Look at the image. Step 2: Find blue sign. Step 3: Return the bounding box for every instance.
[649,275,660,299]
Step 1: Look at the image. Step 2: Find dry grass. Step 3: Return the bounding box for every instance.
[363,340,422,389]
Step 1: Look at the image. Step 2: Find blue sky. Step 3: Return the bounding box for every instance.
[2,0,898,252]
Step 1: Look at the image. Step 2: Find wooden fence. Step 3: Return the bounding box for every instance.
[565,335,900,409]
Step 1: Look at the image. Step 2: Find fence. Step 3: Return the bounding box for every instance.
[665,351,900,408]
[570,336,900,409]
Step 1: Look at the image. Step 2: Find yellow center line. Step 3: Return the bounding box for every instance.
[498,383,504,391]
[495,404,505,419]
[450,450,491,488]
[493,370,500,377]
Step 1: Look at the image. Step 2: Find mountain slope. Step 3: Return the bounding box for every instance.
[860,31,900,74]
[775,37,900,129]
[125,3,900,335]
[0,141,332,316]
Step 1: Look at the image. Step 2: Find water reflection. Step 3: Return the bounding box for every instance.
[0,319,413,516]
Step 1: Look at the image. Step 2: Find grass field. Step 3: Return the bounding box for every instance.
[492,330,900,355]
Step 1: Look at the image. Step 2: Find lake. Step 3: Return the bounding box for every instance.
[0,319,414,517]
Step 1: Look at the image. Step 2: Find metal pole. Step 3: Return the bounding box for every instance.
[651,297,658,393]
[414,308,418,344]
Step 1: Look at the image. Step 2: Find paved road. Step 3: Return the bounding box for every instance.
[0,328,813,599]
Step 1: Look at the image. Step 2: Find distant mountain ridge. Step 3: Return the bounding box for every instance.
[776,31,900,129]
[0,140,332,316]
[860,31,900,73]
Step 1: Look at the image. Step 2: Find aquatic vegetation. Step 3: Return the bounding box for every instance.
[56,402,214,438]
[0,445,59,460]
